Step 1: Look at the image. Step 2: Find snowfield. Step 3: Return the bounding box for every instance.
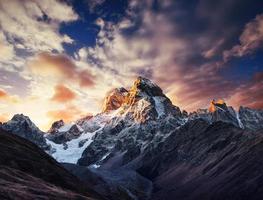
[46,130,98,163]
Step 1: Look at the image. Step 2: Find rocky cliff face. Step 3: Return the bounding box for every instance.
[47,120,84,144]
[102,87,128,112]
[48,119,65,134]
[239,106,263,131]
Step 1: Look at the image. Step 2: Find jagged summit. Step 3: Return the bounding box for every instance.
[209,99,227,112]
[7,114,41,132]
[126,76,165,105]
[130,76,164,96]
[11,113,33,123]
[190,99,240,127]
[48,119,65,134]
[100,77,181,123]
[102,77,165,113]
[0,114,50,150]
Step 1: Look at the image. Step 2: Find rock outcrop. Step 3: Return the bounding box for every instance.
[239,106,263,131]
[48,119,65,134]
[102,87,128,112]
[47,123,84,144]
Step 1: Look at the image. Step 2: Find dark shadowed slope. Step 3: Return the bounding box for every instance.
[63,163,152,200]
[136,120,263,200]
[0,128,103,200]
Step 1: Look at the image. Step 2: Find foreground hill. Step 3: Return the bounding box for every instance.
[0,128,103,200]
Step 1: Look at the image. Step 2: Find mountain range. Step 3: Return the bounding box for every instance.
[1,77,263,200]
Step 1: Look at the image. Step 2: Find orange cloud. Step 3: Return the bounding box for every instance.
[0,89,8,98]
[28,52,95,87]
[47,105,86,124]
[51,84,76,103]
[0,113,9,123]
[79,70,95,87]
[0,88,20,103]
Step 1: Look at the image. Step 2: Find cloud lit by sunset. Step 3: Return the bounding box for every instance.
[0,0,262,130]
[51,84,77,103]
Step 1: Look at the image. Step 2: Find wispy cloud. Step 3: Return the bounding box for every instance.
[224,14,263,61]
[228,72,263,109]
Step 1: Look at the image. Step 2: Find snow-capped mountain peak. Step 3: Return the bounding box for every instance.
[0,114,50,150]
[126,76,165,105]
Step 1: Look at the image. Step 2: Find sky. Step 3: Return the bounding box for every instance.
[0,0,263,130]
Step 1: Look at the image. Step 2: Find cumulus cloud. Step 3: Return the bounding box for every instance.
[51,84,77,103]
[27,52,95,87]
[224,14,263,61]
[0,0,78,53]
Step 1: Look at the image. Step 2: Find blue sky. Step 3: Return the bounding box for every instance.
[0,0,262,129]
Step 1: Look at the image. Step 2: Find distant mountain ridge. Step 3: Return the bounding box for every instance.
[0,114,50,150]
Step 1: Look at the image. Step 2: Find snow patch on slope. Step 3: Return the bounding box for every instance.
[46,130,97,163]
[236,111,244,129]
[58,123,73,132]
[153,96,166,118]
